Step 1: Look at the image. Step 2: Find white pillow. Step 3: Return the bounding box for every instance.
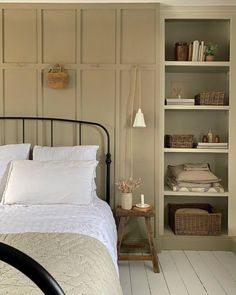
[33,145,99,161]
[2,160,98,205]
[0,144,31,197]
[33,145,99,190]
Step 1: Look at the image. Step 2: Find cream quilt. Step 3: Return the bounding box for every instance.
[0,232,123,295]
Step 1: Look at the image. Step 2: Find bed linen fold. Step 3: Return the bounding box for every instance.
[0,232,122,295]
[0,197,122,294]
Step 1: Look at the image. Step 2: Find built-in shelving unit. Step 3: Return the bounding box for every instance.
[164,148,229,153]
[164,106,230,110]
[160,15,231,241]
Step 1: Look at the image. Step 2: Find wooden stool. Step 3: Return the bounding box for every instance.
[115,205,160,273]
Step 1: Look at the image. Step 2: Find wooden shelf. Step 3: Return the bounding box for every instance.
[164,186,228,197]
[165,61,230,66]
[164,105,229,111]
[163,226,229,237]
[165,61,230,73]
[164,148,229,153]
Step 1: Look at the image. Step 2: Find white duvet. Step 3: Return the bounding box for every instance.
[0,196,118,272]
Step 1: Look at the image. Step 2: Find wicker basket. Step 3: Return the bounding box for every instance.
[195,91,225,105]
[168,203,221,236]
[165,134,194,148]
[47,64,69,89]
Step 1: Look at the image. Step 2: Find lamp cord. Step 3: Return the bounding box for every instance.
[125,65,138,179]
[137,67,142,109]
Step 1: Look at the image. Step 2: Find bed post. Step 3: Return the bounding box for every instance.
[105,152,112,206]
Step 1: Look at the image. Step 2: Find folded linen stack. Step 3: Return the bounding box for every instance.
[166,163,224,193]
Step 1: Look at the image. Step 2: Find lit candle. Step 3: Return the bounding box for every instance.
[141,194,145,205]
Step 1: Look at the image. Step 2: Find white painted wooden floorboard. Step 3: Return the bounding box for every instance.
[185,251,227,295]
[158,251,189,295]
[199,251,236,295]
[119,261,132,295]
[144,261,170,295]
[118,251,236,295]
[213,251,236,281]
[170,250,207,295]
[129,261,151,295]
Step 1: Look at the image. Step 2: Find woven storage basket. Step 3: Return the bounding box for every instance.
[195,91,225,105]
[47,64,69,89]
[165,134,194,148]
[168,203,221,236]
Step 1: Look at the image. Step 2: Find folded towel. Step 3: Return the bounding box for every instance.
[166,177,224,193]
[168,164,221,183]
[184,163,210,171]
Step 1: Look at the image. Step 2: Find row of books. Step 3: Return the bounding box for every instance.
[165,98,195,106]
[188,40,206,62]
[197,142,228,149]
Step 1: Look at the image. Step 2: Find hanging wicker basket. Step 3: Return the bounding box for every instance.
[47,64,69,89]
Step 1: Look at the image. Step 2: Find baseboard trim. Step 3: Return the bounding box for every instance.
[231,238,236,253]
[121,236,235,252]
[156,235,233,251]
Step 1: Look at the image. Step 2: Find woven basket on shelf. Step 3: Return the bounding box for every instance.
[47,64,69,89]
[195,91,225,105]
[168,203,221,236]
[165,134,194,148]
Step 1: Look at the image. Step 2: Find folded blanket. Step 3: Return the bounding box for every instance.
[168,164,221,183]
[0,233,122,295]
[167,177,224,193]
[184,163,210,171]
[169,179,212,188]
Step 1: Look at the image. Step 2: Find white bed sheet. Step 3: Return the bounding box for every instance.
[0,196,118,272]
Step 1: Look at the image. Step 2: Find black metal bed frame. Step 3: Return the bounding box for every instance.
[0,116,112,205]
[0,242,65,294]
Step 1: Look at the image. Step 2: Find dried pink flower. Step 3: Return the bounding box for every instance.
[115,178,142,193]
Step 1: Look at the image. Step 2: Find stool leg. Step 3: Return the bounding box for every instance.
[145,217,160,273]
[117,217,128,257]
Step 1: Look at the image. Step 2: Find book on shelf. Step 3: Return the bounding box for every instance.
[192,40,199,61]
[197,142,228,149]
[187,40,206,61]
[188,42,193,61]
[165,98,195,105]
[198,41,205,61]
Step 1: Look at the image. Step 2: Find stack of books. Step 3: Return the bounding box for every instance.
[166,98,195,106]
[197,142,228,149]
[188,40,206,61]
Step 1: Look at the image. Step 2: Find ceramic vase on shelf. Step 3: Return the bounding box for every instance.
[121,193,133,210]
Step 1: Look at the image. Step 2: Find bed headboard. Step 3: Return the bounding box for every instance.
[0,116,112,205]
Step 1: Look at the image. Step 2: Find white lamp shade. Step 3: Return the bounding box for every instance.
[133,108,146,127]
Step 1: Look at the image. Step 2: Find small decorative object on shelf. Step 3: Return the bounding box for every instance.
[165,134,194,148]
[175,41,188,61]
[207,129,213,143]
[115,178,142,210]
[165,98,195,106]
[202,135,208,143]
[199,131,225,148]
[195,91,225,105]
[215,134,220,143]
[204,43,218,61]
[47,64,69,89]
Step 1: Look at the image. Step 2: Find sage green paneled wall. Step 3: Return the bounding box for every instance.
[0,4,159,237]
